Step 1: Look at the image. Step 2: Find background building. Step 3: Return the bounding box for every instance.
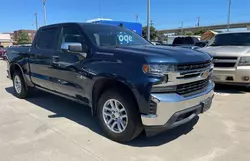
[4,32,15,40]
[0,34,13,47]
[14,30,36,42]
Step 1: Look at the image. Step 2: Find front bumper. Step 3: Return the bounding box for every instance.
[6,62,11,79]
[212,66,250,87]
[141,81,214,136]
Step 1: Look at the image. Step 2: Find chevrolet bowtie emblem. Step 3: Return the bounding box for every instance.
[203,71,209,78]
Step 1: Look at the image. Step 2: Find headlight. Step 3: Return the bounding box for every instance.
[238,57,250,66]
[142,64,176,76]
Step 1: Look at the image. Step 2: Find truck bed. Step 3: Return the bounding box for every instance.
[6,46,31,61]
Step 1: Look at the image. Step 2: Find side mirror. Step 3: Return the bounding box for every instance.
[61,42,83,52]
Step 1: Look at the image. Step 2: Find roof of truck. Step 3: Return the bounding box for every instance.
[218,30,250,35]
[39,22,115,30]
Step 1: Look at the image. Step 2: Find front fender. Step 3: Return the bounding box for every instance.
[89,71,153,115]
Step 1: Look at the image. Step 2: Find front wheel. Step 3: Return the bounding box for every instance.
[97,89,143,142]
[13,71,29,99]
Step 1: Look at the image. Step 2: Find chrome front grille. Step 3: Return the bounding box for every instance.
[176,78,210,96]
[177,60,212,71]
[152,59,213,96]
[212,56,238,68]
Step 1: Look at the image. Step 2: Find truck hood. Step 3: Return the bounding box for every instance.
[199,46,250,57]
[115,45,211,64]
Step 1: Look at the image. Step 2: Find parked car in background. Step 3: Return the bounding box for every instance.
[172,36,206,49]
[0,46,7,60]
[6,22,214,142]
[199,31,250,87]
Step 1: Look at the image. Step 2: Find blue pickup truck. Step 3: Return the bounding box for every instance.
[6,23,214,142]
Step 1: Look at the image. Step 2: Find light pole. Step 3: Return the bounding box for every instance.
[34,13,38,30]
[227,0,231,31]
[181,21,184,35]
[147,0,150,41]
[42,0,47,25]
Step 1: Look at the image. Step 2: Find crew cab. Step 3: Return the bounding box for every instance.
[200,31,250,87]
[6,23,214,142]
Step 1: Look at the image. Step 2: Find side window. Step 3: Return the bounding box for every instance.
[61,26,85,46]
[36,28,58,50]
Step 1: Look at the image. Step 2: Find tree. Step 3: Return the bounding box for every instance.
[17,31,31,44]
[142,26,157,41]
[184,31,194,36]
[193,28,207,35]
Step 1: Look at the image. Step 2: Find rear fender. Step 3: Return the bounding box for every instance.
[10,62,34,87]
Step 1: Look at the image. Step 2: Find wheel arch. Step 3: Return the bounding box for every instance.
[9,63,24,80]
[91,78,139,115]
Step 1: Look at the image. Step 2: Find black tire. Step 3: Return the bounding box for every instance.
[13,71,29,99]
[97,89,143,142]
[246,86,250,92]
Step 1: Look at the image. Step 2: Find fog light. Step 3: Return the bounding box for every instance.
[243,76,250,81]
[151,96,160,103]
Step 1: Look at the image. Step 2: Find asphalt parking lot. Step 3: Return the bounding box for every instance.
[0,60,250,161]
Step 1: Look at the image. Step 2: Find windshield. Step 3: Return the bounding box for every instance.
[207,33,250,46]
[82,24,151,47]
[172,37,199,45]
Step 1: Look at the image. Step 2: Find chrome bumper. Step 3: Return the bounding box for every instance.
[141,81,214,127]
[212,66,250,86]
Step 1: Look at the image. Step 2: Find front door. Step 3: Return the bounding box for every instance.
[51,25,90,102]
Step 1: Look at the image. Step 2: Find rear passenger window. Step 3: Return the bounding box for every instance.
[36,28,58,50]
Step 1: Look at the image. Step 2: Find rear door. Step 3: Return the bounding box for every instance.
[29,27,60,90]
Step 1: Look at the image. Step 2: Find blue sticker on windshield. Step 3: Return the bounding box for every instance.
[118,33,133,44]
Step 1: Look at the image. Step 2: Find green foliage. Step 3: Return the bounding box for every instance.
[142,26,158,40]
[193,29,207,35]
[17,31,31,44]
[184,31,194,36]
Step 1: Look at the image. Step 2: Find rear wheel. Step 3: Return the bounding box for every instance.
[13,71,29,99]
[97,89,143,142]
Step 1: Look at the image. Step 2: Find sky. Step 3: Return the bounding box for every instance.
[1,0,250,32]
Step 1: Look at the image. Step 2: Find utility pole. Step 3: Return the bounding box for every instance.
[34,13,38,30]
[197,17,200,27]
[227,0,231,31]
[42,0,47,25]
[181,21,184,35]
[147,0,151,41]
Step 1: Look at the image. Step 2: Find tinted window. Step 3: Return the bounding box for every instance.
[36,28,58,49]
[81,24,150,47]
[208,33,250,46]
[61,26,85,45]
[173,37,199,45]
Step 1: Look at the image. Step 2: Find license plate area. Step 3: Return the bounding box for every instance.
[201,97,212,113]
[212,75,221,81]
